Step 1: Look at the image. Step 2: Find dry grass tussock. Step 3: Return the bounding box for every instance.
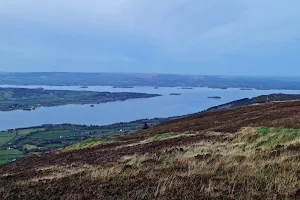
[82,128,300,199]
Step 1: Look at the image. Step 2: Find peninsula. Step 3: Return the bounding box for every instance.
[0,87,160,111]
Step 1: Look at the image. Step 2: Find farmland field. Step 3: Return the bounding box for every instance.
[0,132,15,146]
[0,118,166,165]
[0,149,24,165]
[23,144,38,150]
[17,128,45,136]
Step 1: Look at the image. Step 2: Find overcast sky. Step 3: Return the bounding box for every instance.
[0,0,300,76]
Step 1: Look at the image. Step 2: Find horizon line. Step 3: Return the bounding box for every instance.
[1,71,300,79]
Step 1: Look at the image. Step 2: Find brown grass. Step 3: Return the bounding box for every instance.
[3,101,300,199]
[2,128,300,199]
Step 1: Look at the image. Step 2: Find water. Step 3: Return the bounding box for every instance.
[1,85,300,131]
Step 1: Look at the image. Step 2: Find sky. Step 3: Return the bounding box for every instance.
[0,0,300,76]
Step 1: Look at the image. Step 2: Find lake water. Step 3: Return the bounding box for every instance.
[1,85,300,131]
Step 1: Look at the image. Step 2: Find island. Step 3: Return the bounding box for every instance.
[112,86,134,89]
[207,96,221,99]
[170,93,182,96]
[179,87,193,89]
[0,87,161,111]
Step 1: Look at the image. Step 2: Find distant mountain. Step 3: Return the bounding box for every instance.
[205,93,300,112]
[1,72,300,89]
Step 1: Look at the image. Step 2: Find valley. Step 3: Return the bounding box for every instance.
[2,93,300,165]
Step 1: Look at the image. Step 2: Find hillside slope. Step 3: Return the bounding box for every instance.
[205,93,300,112]
[2,100,300,199]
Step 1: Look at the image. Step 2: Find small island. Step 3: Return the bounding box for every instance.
[170,93,182,96]
[219,87,228,90]
[80,86,89,89]
[179,87,193,89]
[207,96,221,99]
[23,108,34,111]
[112,86,134,89]
[0,88,160,111]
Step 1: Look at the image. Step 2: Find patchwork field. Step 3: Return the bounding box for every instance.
[0,132,15,146]
[0,118,167,165]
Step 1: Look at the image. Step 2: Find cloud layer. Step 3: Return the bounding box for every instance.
[1,0,300,75]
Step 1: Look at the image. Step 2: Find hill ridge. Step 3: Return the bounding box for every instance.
[2,100,300,199]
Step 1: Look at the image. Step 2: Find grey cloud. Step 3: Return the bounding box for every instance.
[1,0,300,58]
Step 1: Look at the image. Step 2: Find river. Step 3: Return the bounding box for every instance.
[0,85,299,131]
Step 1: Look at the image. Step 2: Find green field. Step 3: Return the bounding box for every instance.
[0,118,167,165]
[44,143,64,148]
[0,149,24,165]
[23,144,38,150]
[17,128,45,136]
[0,132,15,146]
[32,130,80,139]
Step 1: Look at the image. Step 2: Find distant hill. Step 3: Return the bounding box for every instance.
[2,72,300,89]
[3,99,300,199]
[205,93,300,112]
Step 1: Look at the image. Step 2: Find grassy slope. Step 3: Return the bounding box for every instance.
[206,93,300,112]
[17,128,45,136]
[4,101,300,199]
[0,132,15,146]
